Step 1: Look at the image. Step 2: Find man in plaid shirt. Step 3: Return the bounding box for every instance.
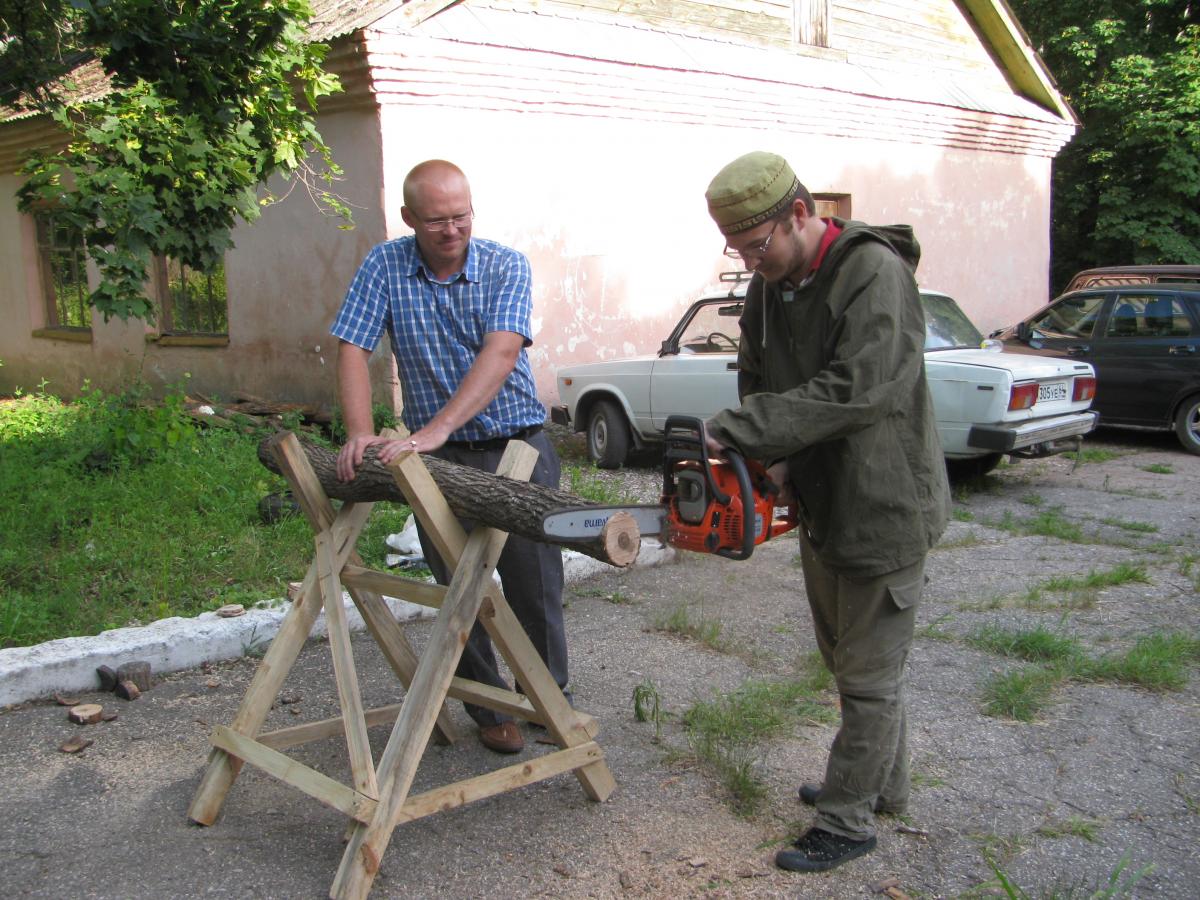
[330,159,564,755]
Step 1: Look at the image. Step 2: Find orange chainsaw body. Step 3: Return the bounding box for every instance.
[661,417,797,560]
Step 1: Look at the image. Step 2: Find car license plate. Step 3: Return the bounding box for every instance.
[1038,381,1068,402]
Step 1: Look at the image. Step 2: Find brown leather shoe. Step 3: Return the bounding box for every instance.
[478,721,524,754]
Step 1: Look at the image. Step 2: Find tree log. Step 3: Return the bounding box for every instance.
[257,433,642,568]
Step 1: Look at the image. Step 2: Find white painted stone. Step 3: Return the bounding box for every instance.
[0,543,679,707]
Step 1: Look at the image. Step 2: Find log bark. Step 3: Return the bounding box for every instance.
[257,433,641,568]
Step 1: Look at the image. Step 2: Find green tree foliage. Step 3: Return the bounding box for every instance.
[0,0,346,321]
[1010,1,1200,292]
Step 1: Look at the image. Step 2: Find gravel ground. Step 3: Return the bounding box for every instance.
[1,426,1197,898]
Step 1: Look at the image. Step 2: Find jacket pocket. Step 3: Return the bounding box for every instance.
[886,574,924,611]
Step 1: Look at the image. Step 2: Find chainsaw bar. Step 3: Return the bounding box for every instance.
[542,505,668,542]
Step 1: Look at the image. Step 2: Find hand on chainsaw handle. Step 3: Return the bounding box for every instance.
[765,460,796,507]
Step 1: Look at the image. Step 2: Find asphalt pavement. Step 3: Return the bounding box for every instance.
[2,429,1197,898]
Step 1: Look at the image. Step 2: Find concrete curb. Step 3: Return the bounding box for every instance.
[0,541,679,708]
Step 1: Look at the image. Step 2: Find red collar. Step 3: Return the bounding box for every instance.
[807,219,842,277]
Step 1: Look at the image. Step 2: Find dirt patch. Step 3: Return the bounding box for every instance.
[1,428,1196,898]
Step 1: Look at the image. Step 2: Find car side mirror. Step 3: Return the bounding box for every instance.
[1015,321,1032,343]
[659,339,676,357]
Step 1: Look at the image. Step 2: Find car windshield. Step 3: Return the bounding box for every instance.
[922,293,984,350]
[1029,292,1105,339]
[677,301,742,353]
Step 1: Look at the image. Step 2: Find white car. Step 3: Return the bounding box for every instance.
[552,279,1099,477]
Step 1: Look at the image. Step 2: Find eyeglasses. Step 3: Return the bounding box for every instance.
[724,219,780,262]
[417,211,474,233]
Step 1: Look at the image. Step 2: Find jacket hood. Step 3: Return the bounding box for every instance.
[825,220,921,274]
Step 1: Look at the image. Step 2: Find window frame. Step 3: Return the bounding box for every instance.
[149,254,230,345]
[32,211,92,335]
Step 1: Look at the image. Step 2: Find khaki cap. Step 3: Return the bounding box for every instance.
[705,151,800,236]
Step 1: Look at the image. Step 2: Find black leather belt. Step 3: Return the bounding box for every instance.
[444,424,543,452]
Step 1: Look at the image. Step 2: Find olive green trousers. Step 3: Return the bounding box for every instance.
[799,533,926,840]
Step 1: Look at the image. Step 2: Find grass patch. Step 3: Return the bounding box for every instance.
[653,603,727,652]
[1082,632,1200,692]
[938,533,982,550]
[972,848,1151,899]
[965,624,1084,666]
[988,508,1083,542]
[0,389,328,647]
[1140,463,1174,474]
[1068,447,1122,465]
[972,625,1200,720]
[1020,492,1044,507]
[1036,815,1105,842]
[1098,517,1158,534]
[681,655,837,816]
[980,665,1060,721]
[952,506,975,522]
[917,615,957,641]
[1021,562,1149,609]
[563,464,637,505]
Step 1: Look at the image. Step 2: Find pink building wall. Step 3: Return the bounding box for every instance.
[374,105,1054,409]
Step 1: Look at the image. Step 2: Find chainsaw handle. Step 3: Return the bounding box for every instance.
[663,416,730,506]
[715,447,757,561]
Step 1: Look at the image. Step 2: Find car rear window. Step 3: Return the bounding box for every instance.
[922,293,983,350]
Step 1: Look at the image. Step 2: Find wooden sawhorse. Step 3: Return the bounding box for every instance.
[187,432,615,899]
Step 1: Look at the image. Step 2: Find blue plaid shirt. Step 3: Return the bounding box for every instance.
[331,236,547,441]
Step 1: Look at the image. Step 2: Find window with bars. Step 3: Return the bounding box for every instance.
[152,256,229,336]
[35,213,92,330]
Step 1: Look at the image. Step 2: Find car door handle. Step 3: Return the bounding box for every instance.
[726,362,740,371]
[1168,345,1196,355]
[1066,345,1090,356]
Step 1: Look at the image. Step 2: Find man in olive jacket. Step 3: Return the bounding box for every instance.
[703,151,951,873]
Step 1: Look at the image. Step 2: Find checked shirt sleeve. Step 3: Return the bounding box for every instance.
[484,249,534,343]
[330,246,391,351]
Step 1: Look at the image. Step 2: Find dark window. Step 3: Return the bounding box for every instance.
[153,256,228,335]
[1033,293,1106,339]
[35,213,91,329]
[1104,294,1194,338]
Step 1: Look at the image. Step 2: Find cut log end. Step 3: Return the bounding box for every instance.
[68,703,104,725]
[598,512,641,568]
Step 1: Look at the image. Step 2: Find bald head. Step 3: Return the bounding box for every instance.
[400,160,475,278]
[402,160,470,212]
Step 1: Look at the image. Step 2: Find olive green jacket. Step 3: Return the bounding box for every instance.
[709,220,950,576]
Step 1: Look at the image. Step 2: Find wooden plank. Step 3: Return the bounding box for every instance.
[390,449,467,569]
[345,581,462,744]
[393,742,606,825]
[479,592,616,802]
[271,431,339,533]
[259,704,405,751]
[317,531,379,799]
[188,499,373,825]
[340,565,447,608]
[211,726,377,824]
[332,443,538,900]
[254,685,596,752]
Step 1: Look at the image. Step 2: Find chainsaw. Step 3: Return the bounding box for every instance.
[542,416,798,560]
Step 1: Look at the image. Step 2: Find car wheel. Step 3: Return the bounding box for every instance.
[587,400,631,469]
[945,453,1003,481]
[1174,395,1200,455]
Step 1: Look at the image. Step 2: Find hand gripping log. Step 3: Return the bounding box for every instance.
[256,433,641,567]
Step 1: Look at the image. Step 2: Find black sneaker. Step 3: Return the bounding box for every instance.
[775,827,877,872]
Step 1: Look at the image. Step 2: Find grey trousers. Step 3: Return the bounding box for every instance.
[415,429,568,728]
[799,531,925,840]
